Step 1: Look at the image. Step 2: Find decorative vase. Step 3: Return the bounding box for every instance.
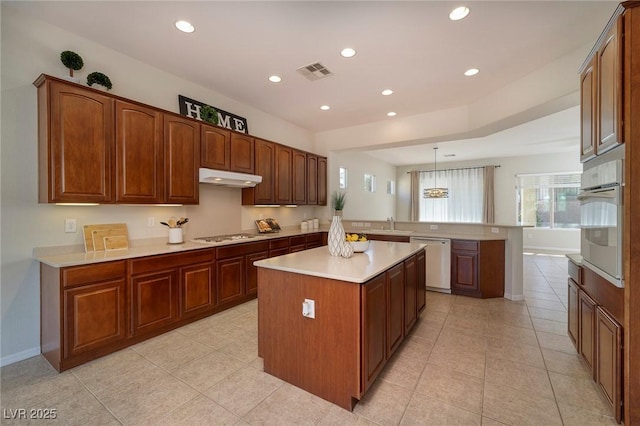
[328,215,345,256]
[334,210,343,217]
[340,241,354,258]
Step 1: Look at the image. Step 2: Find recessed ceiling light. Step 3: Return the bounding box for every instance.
[340,48,357,58]
[268,75,282,83]
[381,89,394,96]
[387,112,397,117]
[449,6,470,21]
[175,20,195,33]
[320,105,330,111]
[464,68,479,76]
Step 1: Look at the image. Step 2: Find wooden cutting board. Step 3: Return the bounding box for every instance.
[83,224,129,252]
[103,235,129,251]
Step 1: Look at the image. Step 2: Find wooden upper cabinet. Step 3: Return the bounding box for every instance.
[580,57,597,162]
[318,156,327,206]
[36,77,115,203]
[596,16,623,154]
[242,139,275,205]
[115,101,163,203]
[200,125,231,170]
[307,154,318,205]
[230,133,254,174]
[275,144,293,205]
[163,114,200,204]
[292,150,307,205]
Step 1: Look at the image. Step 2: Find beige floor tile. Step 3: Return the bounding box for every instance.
[524,290,562,302]
[147,395,243,426]
[243,382,333,425]
[408,320,442,341]
[484,356,554,400]
[531,317,569,336]
[481,417,509,425]
[487,301,530,317]
[428,343,486,379]
[423,309,449,326]
[487,337,545,369]
[541,348,591,379]
[414,363,484,414]
[71,350,157,393]
[438,327,488,353]
[169,349,246,392]
[445,315,489,335]
[317,405,379,425]
[394,333,436,360]
[353,379,413,425]
[548,371,613,417]
[204,365,283,416]
[454,296,493,309]
[485,323,539,347]
[425,297,455,314]
[488,311,533,329]
[536,331,577,354]
[131,330,214,371]
[400,397,481,425]
[557,402,618,426]
[449,303,490,317]
[220,331,259,363]
[526,298,567,312]
[377,350,426,390]
[528,306,568,323]
[482,381,562,425]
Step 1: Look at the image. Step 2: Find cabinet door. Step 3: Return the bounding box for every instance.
[451,248,479,293]
[307,154,318,205]
[46,81,114,203]
[253,139,276,204]
[386,263,404,358]
[164,115,200,204]
[416,250,426,314]
[180,262,215,318]
[404,255,417,333]
[579,290,597,375]
[201,125,230,170]
[275,144,293,204]
[230,133,254,173]
[131,270,179,337]
[567,278,580,350]
[317,156,327,206]
[362,273,386,393]
[64,278,126,358]
[217,256,244,305]
[580,56,597,162]
[595,306,622,423]
[116,101,163,203]
[597,17,623,153]
[246,251,268,296]
[292,150,307,205]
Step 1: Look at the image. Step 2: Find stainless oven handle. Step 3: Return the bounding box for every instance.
[577,187,618,201]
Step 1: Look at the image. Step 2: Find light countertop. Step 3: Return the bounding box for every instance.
[254,240,426,284]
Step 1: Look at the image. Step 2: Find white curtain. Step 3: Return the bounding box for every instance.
[419,167,484,222]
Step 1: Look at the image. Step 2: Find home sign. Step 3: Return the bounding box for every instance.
[178,95,249,134]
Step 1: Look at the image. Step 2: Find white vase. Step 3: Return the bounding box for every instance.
[168,228,183,244]
[328,215,345,256]
[340,241,354,258]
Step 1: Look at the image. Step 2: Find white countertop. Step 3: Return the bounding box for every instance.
[254,240,426,284]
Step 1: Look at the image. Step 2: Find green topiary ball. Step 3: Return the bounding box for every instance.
[86,72,113,90]
[200,105,219,125]
[60,51,83,77]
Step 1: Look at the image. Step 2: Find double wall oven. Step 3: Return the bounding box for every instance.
[578,144,624,288]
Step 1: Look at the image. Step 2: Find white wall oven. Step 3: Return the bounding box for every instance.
[578,145,624,288]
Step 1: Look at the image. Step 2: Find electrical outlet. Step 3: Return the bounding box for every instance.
[147,217,155,227]
[430,224,438,230]
[302,299,315,319]
[364,222,371,227]
[491,227,499,234]
[64,218,77,233]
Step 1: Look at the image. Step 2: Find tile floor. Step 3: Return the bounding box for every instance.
[1,254,618,425]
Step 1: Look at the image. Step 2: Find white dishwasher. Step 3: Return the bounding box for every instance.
[410,237,451,293]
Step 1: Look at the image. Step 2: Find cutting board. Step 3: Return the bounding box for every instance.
[102,235,129,251]
[83,224,129,252]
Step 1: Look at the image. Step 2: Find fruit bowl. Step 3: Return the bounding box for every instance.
[349,240,370,252]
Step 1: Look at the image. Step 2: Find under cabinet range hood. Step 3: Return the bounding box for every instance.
[199,168,263,187]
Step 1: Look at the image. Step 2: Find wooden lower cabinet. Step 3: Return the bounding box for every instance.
[386,263,405,358]
[416,249,426,314]
[130,269,179,337]
[568,278,580,349]
[246,251,268,296]
[180,262,215,318]
[216,241,269,306]
[579,289,597,375]
[404,256,417,334]
[596,306,623,423]
[451,239,504,298]
[362,273,387,392]
[216,256,244,305]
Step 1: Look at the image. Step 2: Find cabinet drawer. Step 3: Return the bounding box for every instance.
[306,233,322,244]
[62,261,126,288]
[217,241,269,259]
[289,235,306,246]
[568,259,582,285]
[451,240,478,251]
[130,249,214,275]
[269,238,289,250]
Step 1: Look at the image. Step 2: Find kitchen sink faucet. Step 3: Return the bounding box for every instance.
[387,217,395,231]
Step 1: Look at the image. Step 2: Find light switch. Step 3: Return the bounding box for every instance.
[430,224,438,230]
[302,299,315,319]
[64,218,77,233]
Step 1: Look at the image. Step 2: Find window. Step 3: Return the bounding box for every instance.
[516,173,581,228]
[364,174,376,192]
[339,167,348,189]
[419,167,484,222]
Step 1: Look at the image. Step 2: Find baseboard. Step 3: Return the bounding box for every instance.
[0,347,41,367]
[503,292,524,301]
[523,245,579,254]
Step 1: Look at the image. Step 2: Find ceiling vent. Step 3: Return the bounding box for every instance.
[296,62,334,81]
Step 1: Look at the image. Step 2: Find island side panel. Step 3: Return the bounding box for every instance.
[257,267,362,410]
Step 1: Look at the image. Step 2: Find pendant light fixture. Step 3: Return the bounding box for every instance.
[423,147,449,198]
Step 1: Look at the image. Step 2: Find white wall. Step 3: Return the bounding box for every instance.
[0,5,316,365]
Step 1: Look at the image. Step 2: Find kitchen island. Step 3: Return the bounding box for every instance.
[255,241,426,410]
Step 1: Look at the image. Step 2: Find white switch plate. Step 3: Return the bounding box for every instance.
[491,227,499,234]
[430,224,438,230]
[302,299,315,319]
[147,217,155,227]
[64,218,77,233]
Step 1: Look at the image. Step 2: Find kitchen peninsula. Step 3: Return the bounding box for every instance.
[255,241,426,410]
